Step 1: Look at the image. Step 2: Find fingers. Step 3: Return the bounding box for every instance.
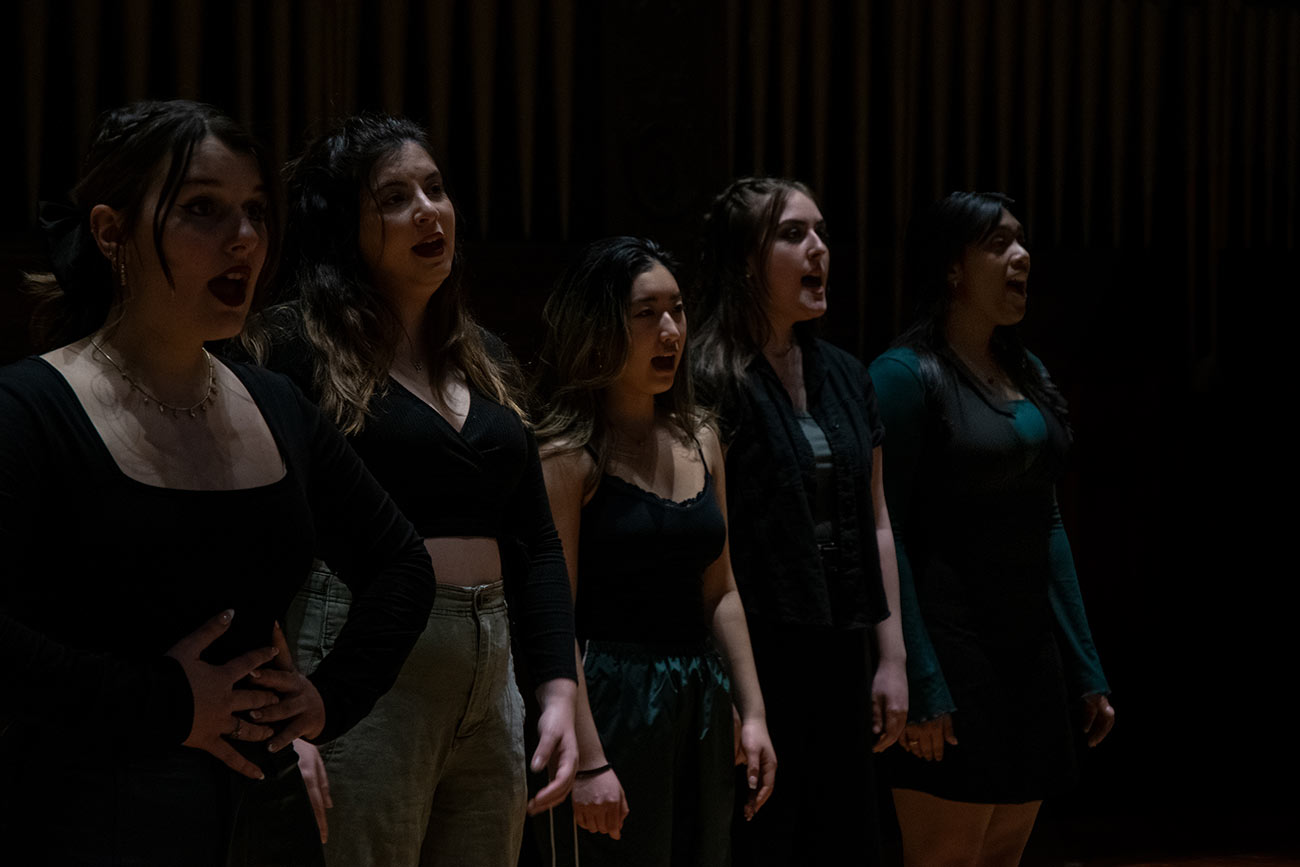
[167,609,235,658]
[527,775,570,815]
[230,687,280,714]
[221,645,279,682]
[942,714,958,746]
[248,696,307,725]
[530,725,558,775]
[226,716,275,742]
[1080,699,1098,732]
[267,716,315,754]
[574,805,599,835]
[270,621,295,672]
[753,749,776,816]
[742,746,772,821]
[207,737,266,781]
[574,801,619,837]
[1085,698,1115,747]
[871,693,884,736]
[244,667,300,693]
[874,706,907,752]
[297,741,332,844]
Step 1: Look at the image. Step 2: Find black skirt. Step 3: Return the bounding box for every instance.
[885,630,1079,804]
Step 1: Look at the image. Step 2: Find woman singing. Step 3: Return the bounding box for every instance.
[692,177,908,866]
[244,113,577,866]
[870,192,1114,866]
[0,100,433,865]
[532,236,775,866]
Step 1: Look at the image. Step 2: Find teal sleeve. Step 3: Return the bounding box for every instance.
[1047,499,1111,697]
[868,352,957,722]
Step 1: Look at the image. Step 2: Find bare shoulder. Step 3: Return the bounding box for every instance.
[697,422,725,472]
[540,439,595,493]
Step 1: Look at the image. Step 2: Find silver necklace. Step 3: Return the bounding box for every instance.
[91,340,218,418]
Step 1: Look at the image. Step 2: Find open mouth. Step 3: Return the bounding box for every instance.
[413,238,446,258]
[651,354,677,372]
[1007,278,1027,296]
[801,274,824,289]
[208,267,251,307]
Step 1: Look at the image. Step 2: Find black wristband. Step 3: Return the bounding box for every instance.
[575,763,612,779]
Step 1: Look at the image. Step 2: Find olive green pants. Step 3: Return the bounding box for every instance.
[289,569,526,867]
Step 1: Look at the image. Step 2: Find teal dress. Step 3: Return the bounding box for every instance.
[869,347,1109,803]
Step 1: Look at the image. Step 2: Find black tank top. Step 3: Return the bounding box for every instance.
[576,451,726,647]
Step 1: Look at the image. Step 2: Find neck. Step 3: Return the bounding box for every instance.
[382,286,436,373]
[605,387,658,445]
[97,316,211,399]
[762,321,798,365]
[943,308,996,364]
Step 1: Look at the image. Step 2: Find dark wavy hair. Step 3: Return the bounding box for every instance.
[28,100,279,350]
[244,112,521,433]
[532,236,703,489]
[898,191,1069,426]
[690,176,818,385]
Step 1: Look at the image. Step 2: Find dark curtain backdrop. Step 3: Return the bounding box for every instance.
[4,0,1296,861]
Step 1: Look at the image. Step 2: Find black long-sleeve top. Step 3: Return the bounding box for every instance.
[0,357,435,749]
[254,306,576,685]
[700,336,891,630]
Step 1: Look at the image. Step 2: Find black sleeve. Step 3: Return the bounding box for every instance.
[279,381,437,743]
[0,369,194,746]
[502,427,577,686]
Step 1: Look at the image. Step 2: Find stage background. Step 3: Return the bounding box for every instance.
[4,1,1295,862]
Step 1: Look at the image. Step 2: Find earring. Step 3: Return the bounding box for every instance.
[116,248,128,291]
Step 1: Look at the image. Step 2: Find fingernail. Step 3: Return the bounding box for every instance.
[249,710,261,720]
[268,742,279,753]
[256,772,265,781]
[220,610,234,624]
[270,647,279,656]
[249,670,261,678]
[748,775,758,789]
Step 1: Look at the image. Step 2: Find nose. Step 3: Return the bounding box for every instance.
[808,229,828,260]
[1010,240,1030,272]
[227,212,262,255]
[413,190,438,227]
[659,311,682,344]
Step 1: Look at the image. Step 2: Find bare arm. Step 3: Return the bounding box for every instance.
[540,449,629,835]
[699,427,776,819]
[869,446,908,751]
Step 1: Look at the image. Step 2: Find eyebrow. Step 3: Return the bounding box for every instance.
[180,177,267,193]
[630,292,682,304]
[376,171,442,188]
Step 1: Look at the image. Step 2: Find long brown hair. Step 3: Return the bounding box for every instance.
[244,113,522,434]
[690,176,817,386]
[532,236,704,491]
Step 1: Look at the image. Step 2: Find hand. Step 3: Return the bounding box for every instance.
[245,621,326,752]
[1080,693,1115,747]
[166,609,281,780]
[900,713,957,761]
[870,658,908,752]
[739,717,776,821]
[573,767,630,838]
[295,738,332,843]
[526,679,578,815]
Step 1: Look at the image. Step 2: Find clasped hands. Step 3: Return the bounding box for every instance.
[166,609,325,781]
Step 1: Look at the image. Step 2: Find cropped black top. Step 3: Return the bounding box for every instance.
[250,305,576,685]
[575,456,726,648]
